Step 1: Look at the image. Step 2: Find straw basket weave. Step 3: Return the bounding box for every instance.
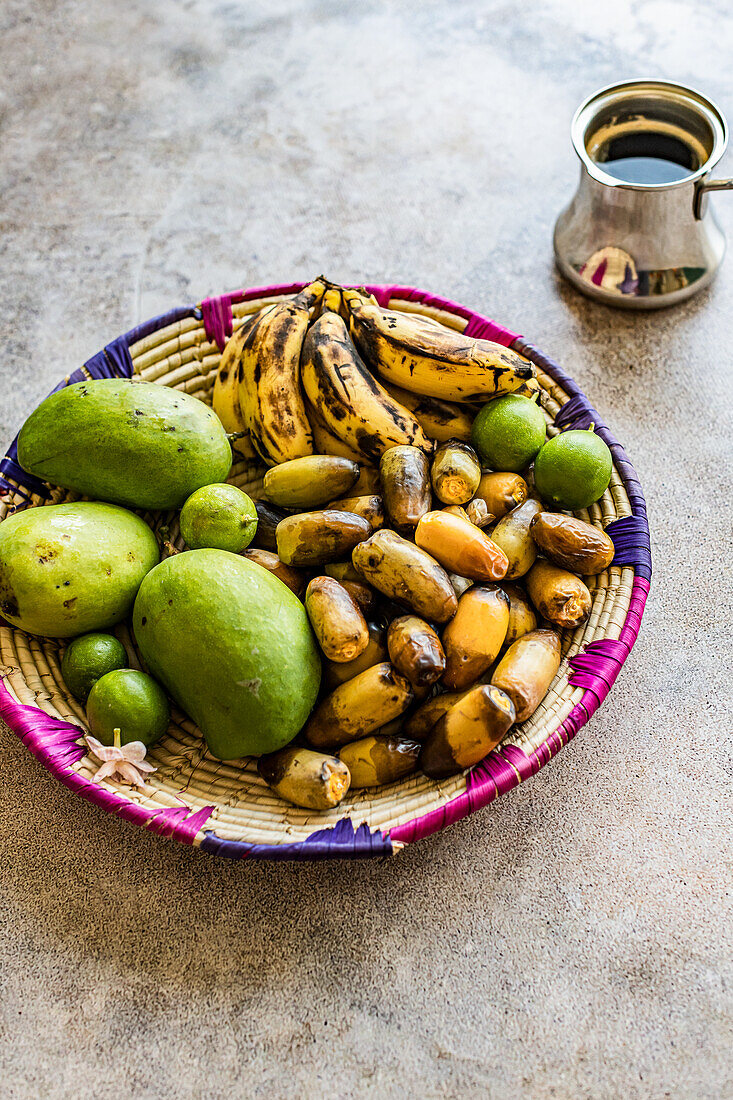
[0,283,651,860]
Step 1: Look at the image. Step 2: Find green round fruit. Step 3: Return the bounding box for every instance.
[471,395,546,472]
[533,429,613,510]
[179,484,258,553]
[133,549,321,759]
[61,633,128,703]
[0,501,159,638]
[86,669,170,748]
[17,378,232,511]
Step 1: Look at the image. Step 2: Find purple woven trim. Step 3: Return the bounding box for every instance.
[501,742,541,779]
[388,745,533,845]
[85,304,201,381]
[200,283,306,350]
[531,576,651,757]
[467,750,523,797]
[568,580,649,699]
[49,367,89,393]
[0,678,215,843]
[83,335,133,380]
[199,816,392,861]
[553,392,596,431]
[606,516,653,580]
[514,339,649,522]
[123,305,200,349]
[568,639,632,710]
[364,285,521,347]
[463,314,521,345]
[0,456,47,501]
[200,296,233,351]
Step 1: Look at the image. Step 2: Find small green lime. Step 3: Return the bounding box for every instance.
[471,395,546,472]
[86,669,170,747]
[61,633,128,703]
[179,483,258,553]
[533,429,613,510]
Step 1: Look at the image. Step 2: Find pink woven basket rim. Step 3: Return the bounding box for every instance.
[0,281,651,861]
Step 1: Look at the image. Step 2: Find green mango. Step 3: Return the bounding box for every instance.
[0,502,159,638]
[17,379,232,510]
[133,549,321,759]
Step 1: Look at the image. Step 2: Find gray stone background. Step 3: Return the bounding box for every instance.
[1,2,731,1097]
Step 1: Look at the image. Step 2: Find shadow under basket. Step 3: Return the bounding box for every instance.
[0,283,652,860]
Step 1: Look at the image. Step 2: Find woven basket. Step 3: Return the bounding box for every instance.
[0,283,651,860]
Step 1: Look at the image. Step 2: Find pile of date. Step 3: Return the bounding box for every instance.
[246,440,615,812]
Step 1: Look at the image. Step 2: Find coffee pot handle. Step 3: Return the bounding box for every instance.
[694,177,733,219]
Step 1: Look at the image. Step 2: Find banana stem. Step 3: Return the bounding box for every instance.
[113,727,121,749]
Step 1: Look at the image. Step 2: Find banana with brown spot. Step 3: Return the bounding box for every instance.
[212,312,262,461]
[237,280,325,465]
[340,287,535,403]
[380,380,475,442]
[301,311,432,464]
[305,397,366,463]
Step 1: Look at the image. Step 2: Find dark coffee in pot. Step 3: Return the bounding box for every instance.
[594,130,699,184]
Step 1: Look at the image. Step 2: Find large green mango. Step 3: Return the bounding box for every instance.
[17,379,232,510]
[133,549,321,759]
[0,502,159,637]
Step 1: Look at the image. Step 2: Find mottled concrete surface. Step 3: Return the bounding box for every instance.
[1,2,732,1098]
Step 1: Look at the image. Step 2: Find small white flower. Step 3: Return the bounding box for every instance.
[84,731,156,789]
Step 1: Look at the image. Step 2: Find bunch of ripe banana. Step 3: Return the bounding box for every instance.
[213,277,538,468]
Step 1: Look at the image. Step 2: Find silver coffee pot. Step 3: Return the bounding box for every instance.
[554,79,733,308]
